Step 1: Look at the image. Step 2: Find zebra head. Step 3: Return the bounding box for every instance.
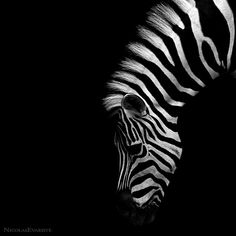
[103,0,235,226]
[111,93,182,225]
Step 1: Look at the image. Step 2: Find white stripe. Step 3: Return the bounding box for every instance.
[132,177,161,192]
[122,51,185,107]
[107,80,137,95]
[130,152,174,174]
[103,94,124,111]
[138,27,175,66]
[128,43,197,95]
[130,165,169,185]
[116,142,125,190]
[149,108,178,133]
[190,9,222,69]
[141,118,181,156]
[133,188,162,206]
[146,136,181,161]
[172,0,195,13]
[213,0,235,70]
[154,3,185,30]
[169,32,205,87]
[119,111,132,146]
[113,70,175,121]
[185,0,196,7]
[148,4,206,86]
[174,0,220,79]
[148,145,177,170]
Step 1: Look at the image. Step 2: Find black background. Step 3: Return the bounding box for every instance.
[2,1,236,234]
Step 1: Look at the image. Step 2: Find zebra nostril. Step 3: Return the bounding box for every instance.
[116,191,135,216]
[116,191,157,225]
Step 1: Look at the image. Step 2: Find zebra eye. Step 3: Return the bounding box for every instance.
[121,94,147,116]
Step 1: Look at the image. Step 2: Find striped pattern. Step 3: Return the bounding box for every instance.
[103,0,235,211]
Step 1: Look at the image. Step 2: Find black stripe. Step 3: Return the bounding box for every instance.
[117,122,131,146]
[113,75,183,131]
[149,149,174,171]
[113,76,172,128]
[129,70,181,118]
[143,129,180,166]
[130,159,173,181]
[115,136,128,187]
[202,41,225,73]
[129,118,145,143]
[132,127,140,141]
[121,109,136,143]
[140,116,182,147]
[141,188,163,208]
[134,142,148,161]
[126,54,192,103]
[139,27,203,92]
[132,116,182,150]
[127,142,143,156]
[151,114,178,132]
[130,173,168,193]
[196,0,229,67]
[132,185,162,200]
[167,0,214,85]
[134,116,166,136]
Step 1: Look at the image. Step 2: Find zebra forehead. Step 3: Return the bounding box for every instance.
[103,94,124,111]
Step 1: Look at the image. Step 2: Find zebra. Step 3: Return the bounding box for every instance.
[103,0,236,225]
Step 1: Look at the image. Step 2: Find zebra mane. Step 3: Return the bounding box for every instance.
[103,0,197,112]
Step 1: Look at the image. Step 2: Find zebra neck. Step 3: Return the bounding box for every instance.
[152,70,232,127]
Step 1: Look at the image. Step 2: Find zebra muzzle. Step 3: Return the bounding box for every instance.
[116,190,157,226]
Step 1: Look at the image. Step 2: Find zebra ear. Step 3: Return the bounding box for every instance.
[121,94,147,116]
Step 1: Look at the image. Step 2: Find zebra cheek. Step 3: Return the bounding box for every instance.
[127,142,143,158]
